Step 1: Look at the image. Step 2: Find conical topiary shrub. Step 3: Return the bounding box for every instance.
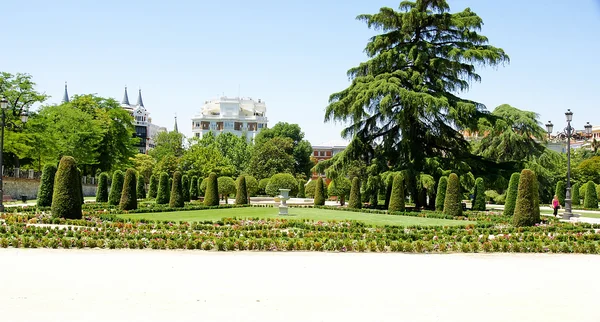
[555,181,566,206]
[348,177,362,209]
[108,170,124,206]
[96,172,109,203]
[204,172,219,206]
[156,172,170,204]
[297,179,306,198]
[384,174,394,209]
[572,182,581,206]
[136,173,146,200]
[513,169,540,227]
[147,174,158,199]
[51,156,82,219]
[314,177,325,206]
[78,168,84,205]
[434,176,448,211]
[181,174,190,202]
[189,175,199,200]
[503,172,520,216]
[37,164,57,207]
[584,181,598,209]
[472,177,486,211]
[235,175,248,205]
[169,171,184,208]
[119,168,138,210]
[443,173,462,216]
[388,174,405,212]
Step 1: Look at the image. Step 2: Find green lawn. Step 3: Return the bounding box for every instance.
[119,207,469,227]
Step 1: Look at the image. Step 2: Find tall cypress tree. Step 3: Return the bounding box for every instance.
[169,171,184,208]
[297,179,306,198]
[181,174,190,202]
[136,173,146,200]
[584,181,598,209]
[37,164,57,207]
[443,173,462,217]
[348,177,362,209]
[119,168,138,210]
[572,182,581,206]
[434,176,448,211]
[555,181,566,206]
[204,173,219,206]
[235,175,248,205]
[388,174,405,212]
[96,172,109,203]
[472,177,486,211]
[503,172,520,216]
[51,156,82,219]
[189,175,199,200]
[108,170,124,206]
[155,172,170,205]
[314,177,325,206]
[147,174,158,199]
[513,169,539,227]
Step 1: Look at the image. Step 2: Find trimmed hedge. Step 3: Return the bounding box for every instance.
[38,164,57,207]
[555,181,566,206]
[443,173,462,217]
[348,177,362,209]
[119,168,138,210]
[169,171,184,208]
[388,174,405,212]
[584,181,598,209]
[155,172,170,205]
[513,169,540,227]
[472,177,486,211]
[108,170,124,206]
[235,175,249,205]
[51,156,82,219]
[297,179,306,198]
[189,175,199,200]
[305,180,317,198]
[572,182,581,206]
[78,168,84,205]
[245,176,258,197]
[136,173,146,200]
[96,173,109,203]
[204,173,219,206]
[314,177,325,206]
[181,174,190,202]
[434,176,448,211]
[503,172,520,216]
[266,173,298,197]
[258,178,270,195]
[199,177,208,197]
[147,174,158,199]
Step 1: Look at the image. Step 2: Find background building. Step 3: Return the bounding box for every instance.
[311,140,348,181]
[191,96,268,141]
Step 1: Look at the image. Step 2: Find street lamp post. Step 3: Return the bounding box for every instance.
[0,97,29,213]
[564,109,573,220]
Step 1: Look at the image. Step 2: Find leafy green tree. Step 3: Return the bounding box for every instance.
[155,172,170,204]
[574,156,600,184]
[245,175,259,197]
[472,177,486,211]
[248,137,295,179]
[348,177,362,209]
[96,172,109,203]
[179,139,233,178]
[136,173,146,200]
[255,122,313,177]
[181,174,190,202]
[297,179,306,198]
[199,177,208,197]
[323,1,508,201]
[258,178,270,195]
[149,131,185,161]
[572,182,581,206]
[119,168,138,210]
[51,156,82,219]
[503,172,520,216]
[215,132,252,175]
[204,173,219,206]
[189,175,199,200]
[217,176,236,203]
[305,180,317,198]
[131,153,155,183]
[37,164,57,207]
[328,177,351,206]
[169,171,184,208]
[584,181,598,209]
[434,176,448,211]
[235,175,248,205]
[108,170,124,206]
[154,155,180,178]
[443,173,462,217]
[555,181,566,206]
[388,174,405,212]
[513,169,540,227]
[266,173,298,197]
[314,177,325,206]
[147,174,158,199]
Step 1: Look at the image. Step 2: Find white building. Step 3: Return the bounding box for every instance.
[191,96,268,141]
[119,86,167,153]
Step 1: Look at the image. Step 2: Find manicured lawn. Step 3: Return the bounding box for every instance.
[119,207,470,227]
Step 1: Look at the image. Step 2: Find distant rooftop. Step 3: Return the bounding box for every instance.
[313,139,349,148]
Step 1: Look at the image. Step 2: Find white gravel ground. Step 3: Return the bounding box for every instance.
[1,249,599,322]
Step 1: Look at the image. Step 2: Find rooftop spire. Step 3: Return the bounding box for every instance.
[137,88,144,107]
[121,86,130,105]
[173,115,179,133]
[61,81,69,103]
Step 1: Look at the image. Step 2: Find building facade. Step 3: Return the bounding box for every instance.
[311,140,348,181]
[191,96,268,141]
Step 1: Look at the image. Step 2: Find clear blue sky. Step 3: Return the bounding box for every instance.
[2,0,599,144]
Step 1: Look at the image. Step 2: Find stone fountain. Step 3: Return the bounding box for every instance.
[277,188,291,215]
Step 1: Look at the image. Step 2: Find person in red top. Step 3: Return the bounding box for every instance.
[552,195,560,217]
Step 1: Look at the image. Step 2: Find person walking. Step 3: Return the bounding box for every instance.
[552,195,560,217]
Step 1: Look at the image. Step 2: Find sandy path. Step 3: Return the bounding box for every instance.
[0,249,599,322]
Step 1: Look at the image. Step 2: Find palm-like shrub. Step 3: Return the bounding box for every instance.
[348,177,362,209]
[472,177,486,211]
[388,174,405,212]
[235,175,248,205]
[443,173,462,216]
[513,169,540,227]
[96,172,109,203]
[314,177,325,206]
[108,170,124,206]
[584,181,598,209]
[572,182,580,206]
[297,179,306,198]
[503,172,520,216]
[181,174,190,202]
[119,168,138,210]
[204,173,219,206]
[51,156,82,219]
[266,173,298,197]
[38,164,57,207]
[136,174,146,200]
[147,174,158,199]
[169,171,184,208]
[155,172,170,204]
[434,176,448,211]
[189,175,199,200]
[555,181,566,206]
[218,176,236,203]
